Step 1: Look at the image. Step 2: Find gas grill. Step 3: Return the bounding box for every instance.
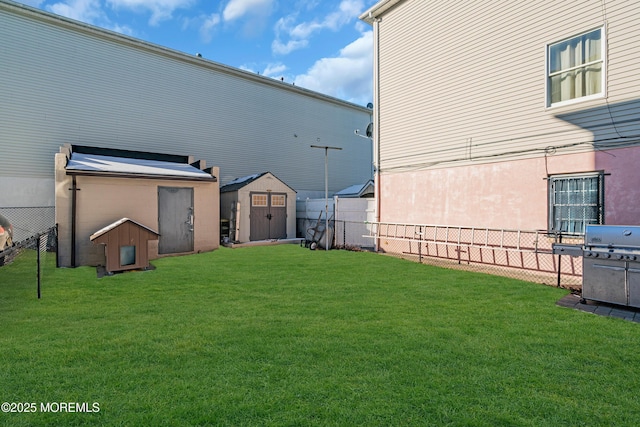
[582,225,640,308]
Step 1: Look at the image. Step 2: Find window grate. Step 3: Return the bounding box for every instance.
[549,174,603,235]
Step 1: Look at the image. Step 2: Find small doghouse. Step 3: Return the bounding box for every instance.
[90,218,159,273]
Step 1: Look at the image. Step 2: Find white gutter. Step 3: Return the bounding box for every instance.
[359,0,404,24]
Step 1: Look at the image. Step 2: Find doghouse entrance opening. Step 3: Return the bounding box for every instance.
[120,245,136,266]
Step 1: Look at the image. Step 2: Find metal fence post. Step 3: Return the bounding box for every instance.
[343,220,346,248]
[37,233,42,299]
[418,226,423,263]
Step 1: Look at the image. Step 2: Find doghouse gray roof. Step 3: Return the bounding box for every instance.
[90,217,159,241]
[66,153,215,181]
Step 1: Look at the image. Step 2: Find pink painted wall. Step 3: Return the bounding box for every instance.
[595,147,640,225]
[379,148,640,229]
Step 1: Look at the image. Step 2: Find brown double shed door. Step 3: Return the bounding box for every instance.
[250,192,287,241]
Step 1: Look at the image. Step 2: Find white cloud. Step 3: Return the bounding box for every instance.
[223,0,273,22]
[324,0,363,30]
[238,62,287,79]
[239,64,257,73]
[47,0,137,35]
[107,0,194,26]
[288,20,323,40]
[262,62,287,78]
[294,30,373,105]
[47,0,104,24]
[199,13,221,43]
[354,20,368,33]
[110,23,135,35]
[271,37,308,55]
[272,0,365,56]
[19,0,46,6]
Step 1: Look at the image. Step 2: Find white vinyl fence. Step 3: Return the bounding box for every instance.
[296,197,375,249]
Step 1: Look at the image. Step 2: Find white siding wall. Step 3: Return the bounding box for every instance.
[376,0,640,173]
[361,0,640,230]
[0,1,373,208]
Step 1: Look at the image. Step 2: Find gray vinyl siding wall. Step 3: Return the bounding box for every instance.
[375,0,640,173]
[0,1,373,204]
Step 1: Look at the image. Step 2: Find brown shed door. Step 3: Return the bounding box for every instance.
[269,194,287,239]
[158,186,194,254]
[250,192,287,241]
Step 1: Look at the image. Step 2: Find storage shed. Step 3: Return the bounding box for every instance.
[220,172,296,243]
[55,145,220,268]
[90,218,159,273]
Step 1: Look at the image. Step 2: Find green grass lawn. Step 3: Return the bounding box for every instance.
[1,245,640,426]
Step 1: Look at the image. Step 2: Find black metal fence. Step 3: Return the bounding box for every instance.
[0,226,58,298]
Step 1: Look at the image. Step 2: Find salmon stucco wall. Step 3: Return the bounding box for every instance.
[379,147,640,230]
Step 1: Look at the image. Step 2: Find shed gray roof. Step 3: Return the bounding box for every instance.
[220,172,296,193]
[66,153,215,181]
[335,180,374,197]
[220,172,268,193]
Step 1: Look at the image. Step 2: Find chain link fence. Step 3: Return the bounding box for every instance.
[0,207,58,298]
[331,220,583,290]
[333,219,376,251]
[0,206,55,243]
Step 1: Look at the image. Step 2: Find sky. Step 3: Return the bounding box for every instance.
[14,0,376,106]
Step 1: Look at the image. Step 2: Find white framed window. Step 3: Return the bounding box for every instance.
[547,27,604,107]
[251,194,267,207]
[271,194,286,207]
[548,172,604,235]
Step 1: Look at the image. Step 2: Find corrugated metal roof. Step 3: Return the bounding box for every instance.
[66,153,214,180]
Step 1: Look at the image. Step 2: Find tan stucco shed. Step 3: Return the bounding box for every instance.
[55,145,220,268]
[220,172,296,243]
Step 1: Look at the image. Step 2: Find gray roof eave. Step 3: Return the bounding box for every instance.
[66,170,216,182]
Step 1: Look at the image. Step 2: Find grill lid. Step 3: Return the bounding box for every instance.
[585,225,640,249]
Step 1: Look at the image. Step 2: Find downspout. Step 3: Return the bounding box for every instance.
[71,175,77,267]
[373,16,382,252]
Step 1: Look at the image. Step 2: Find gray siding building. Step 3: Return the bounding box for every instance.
[0,0,373,232]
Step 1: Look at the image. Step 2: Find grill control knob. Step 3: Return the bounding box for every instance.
[617,254,624,260]
[603,253,611,259]
[594,253,599,258]
[628,255,637,261]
